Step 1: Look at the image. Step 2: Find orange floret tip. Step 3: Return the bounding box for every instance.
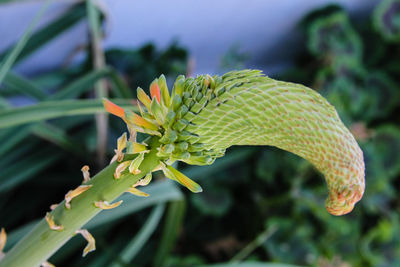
[103,98,125,119]
[150,80,161,103]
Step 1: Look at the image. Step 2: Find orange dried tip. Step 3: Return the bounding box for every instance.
[114,160,131,179]
[150,80,161,103]
[103,98,125,119]
[45,212,64,231]
[127,187,149,197]
[65,185,92,209]
[94,200,123,209]
[75,229,96,257]
[126,111,159,131]
[81,165,90,183]
[41,261,55,267]
[137,87,152,109]
[50,204,58,210]
[0,228,6,252]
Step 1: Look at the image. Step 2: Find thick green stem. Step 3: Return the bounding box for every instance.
[0,139,160,267]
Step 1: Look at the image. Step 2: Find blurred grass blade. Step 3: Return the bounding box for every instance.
[0,125,35,157]
[154,199,186,267]
[109,69,133,98]
[6,180,183,250]
[111,204,166,267]
[0,0,52,85]
[230,225,278,263]
[0,98,136,128]
[3,72,46,100]
[31,122,86,157]
[49,68,112,100]
[0,2,86,65]
[0,97,10,109]
[0,148,63,192]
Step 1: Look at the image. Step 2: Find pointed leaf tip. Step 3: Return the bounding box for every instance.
[162,164,203,193]
[137,87,152,109]
[150,80,161,103]
[103,98,125,119]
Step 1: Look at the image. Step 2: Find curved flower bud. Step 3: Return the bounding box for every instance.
[104,69,365,215]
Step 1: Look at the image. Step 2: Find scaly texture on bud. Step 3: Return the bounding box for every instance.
[104,70,365,215]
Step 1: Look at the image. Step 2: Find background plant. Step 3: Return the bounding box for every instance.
[0,1,399,267]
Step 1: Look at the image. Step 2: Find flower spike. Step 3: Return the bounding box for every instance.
[75,229,95,257]
[94,200,123,210]
[65,185,92,209]
[45,213,64,231]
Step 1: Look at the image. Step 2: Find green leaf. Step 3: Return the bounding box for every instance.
[0,148,63,192]
[48,68,113,100]
[110,204,166,266]
[0,0,52,85]
[0,99,137,129]
[154,199,186,267]
[0,2,86,65]
[3,72,46,100]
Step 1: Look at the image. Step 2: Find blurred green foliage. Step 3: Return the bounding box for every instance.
[1,1,400,267]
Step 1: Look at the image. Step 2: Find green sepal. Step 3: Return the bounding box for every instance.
[159,129,178,144]
[158,74,171,107]
[150,98,166,125]
[161,163,202,193]
[129,153,145,174]
[172,75,185,97]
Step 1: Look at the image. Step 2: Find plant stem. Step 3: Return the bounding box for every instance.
[0,138,160,267]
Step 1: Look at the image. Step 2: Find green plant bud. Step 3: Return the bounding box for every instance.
[171,95,182,112]
[184,155,213,165]
[165,110,177,127]
[162,144,175,154]
[159,129,178,144]
[150,98,165,125]
[188,143,205,152]
[172,75,185,97]
[176,105,188,119]
[174,151,190,160]
[190,102,205,113]
[173,119,189,132]
[158,74,171,106]
[183,111,196,122]
[174,142,188,151]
